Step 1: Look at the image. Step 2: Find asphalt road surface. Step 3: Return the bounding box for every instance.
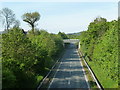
[48,43,89,89]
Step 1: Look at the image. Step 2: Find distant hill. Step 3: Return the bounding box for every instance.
[67,32,81,39]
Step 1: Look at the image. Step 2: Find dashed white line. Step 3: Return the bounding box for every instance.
[68,79,70,85]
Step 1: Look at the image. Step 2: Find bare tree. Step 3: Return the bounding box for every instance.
[13,20,20,28]
[22,12,40,33]
[0,8,15,30]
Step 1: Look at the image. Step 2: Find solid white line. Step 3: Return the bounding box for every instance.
[79,51,102,89]
[37,51,65,89]
[47,56,63,89]
[37,57,60,89]
[77,49,90,88]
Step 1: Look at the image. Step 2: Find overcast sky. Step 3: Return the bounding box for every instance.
[0,1,118,34]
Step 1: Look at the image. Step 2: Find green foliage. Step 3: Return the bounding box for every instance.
[2,28,35,71]
[79,17,118,88]
[2,28,64,88]
[36,75,43,84]
[58,31,69,39]
[22,12,40,33]
[67,32,81,39]
[2,68,16,88]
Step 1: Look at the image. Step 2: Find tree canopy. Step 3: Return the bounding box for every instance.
[79,17,118,88]
[22,12,40,33]
[2,27,64,88]
[58,32,69,39]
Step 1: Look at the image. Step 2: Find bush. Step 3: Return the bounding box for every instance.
[2,28,64,88]
[2,68,16,88]
[79,17,118,88]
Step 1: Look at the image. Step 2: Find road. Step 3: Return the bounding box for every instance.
[48,43,89,89]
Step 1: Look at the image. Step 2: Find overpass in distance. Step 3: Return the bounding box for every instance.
[46,39,90,89]
[38,39,89,89]
[38,39,102,89]
[63,39,80,49]
[47,39,89,89]
[63,39,79,43]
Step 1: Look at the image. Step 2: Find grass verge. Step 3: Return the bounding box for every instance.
[79,49,118,88]
[78,50,98,88]
[88,61,118,88]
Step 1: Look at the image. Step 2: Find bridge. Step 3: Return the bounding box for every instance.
[37,39,102,89]
[63,39,79,43]
[63,39,80,49]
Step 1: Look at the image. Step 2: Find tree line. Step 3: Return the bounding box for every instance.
[79,17,118,88]
[0,8,66,88]
[1,7,118,89]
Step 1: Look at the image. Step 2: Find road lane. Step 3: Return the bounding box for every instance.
[48,43,89,88]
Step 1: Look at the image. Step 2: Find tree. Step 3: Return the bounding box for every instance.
[79,17,118,88]
[93,16,107,24]
[0,8,15,30]
[13,20,20,28]
[2,27,37,88]
[58,32,68,39]
[22,12,40,33]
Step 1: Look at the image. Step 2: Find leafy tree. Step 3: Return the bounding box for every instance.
[79,17,118,88]
[2,27,37,88]
[58,31,69,39]
[22,12,40,33]
[2,68,17,88]
[2,9,64,88]
[2,28,35,70]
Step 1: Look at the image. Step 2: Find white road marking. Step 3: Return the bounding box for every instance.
[68,79,70,85]
[37,53,62,90]
[47,57,63,89]
[48,48,90,89]
[68,59,71,85]
[77,50,90,88]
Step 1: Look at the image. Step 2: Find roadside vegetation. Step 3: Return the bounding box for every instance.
[0,7,118,89]
[67,17,118,88]
[67,32,81,39]
[78,17,118,88]
[79,51,98,88]
[1,8,64,88]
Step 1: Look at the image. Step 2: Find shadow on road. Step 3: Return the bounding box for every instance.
[38,43,89,89]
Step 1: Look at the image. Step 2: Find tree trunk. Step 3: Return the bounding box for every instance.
[31,24,34,34]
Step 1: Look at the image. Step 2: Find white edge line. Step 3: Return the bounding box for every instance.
[47,55,63,89]
[37,52,63,89]
[79,51,102,89]
[77,49,90,88]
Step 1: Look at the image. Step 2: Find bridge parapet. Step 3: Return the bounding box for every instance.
[63,39,79,43]
[63,39,80,49]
